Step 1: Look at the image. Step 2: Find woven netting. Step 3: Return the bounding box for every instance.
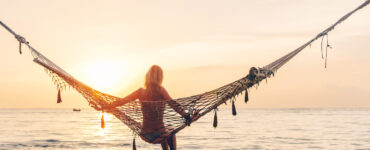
[32,47,271,143]
[28,39,309,143]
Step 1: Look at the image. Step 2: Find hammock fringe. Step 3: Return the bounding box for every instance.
[101,111,105,129]
[244,90,249,103]
[213,108,218,128]
[57,89,62,103]
[231,100,237,116]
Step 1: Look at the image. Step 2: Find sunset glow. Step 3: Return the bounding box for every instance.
[0,0,369,108]
[81,60,126,92]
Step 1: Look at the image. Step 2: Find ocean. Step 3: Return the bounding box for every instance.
[0,108,369,150]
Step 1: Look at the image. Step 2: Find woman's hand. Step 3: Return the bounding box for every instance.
[184,109,201,126]
[190,109,200,121]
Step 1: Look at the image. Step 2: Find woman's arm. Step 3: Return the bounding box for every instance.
[161,88,188,117]
[105,88,142,109]
[162,88,200,125]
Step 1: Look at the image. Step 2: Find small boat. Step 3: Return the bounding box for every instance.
[73,108,81,112]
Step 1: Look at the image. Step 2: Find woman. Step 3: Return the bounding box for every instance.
[106,65,199,150]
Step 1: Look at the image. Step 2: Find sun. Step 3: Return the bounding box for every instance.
[79,60,126,93]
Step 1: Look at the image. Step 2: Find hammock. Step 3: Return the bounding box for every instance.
[1,0,369,146]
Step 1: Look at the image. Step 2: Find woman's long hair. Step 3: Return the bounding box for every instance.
[144,65,164,99]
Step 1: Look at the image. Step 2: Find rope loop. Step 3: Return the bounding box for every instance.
[15,34,28,44]
[14,34,29,54]
[320,33,333,68]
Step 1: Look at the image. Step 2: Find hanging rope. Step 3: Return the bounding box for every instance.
[320,33,333,68]
[321,35,325,59]
[15,35,28,54]
[263,0,370,72]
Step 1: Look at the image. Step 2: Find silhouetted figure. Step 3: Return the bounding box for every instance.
[107,65,199,150]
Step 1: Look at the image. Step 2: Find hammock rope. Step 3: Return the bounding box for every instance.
[1,0,369,145]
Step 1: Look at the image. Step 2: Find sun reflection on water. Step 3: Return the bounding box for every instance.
[90,112,116,142]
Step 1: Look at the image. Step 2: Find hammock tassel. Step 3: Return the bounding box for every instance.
[133,138,137,150]
[213,109,218,128]
[244,90,249,103]
[101,111,105,129]
[232,100,237,116]
[57,89,62,103]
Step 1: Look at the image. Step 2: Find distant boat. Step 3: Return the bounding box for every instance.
[73,108,81,112]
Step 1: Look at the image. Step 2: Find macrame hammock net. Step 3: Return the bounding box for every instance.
[1,0,369,147]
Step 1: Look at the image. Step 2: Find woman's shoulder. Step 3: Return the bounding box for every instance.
[132,88,144,94]
[159,87,172,100]
[159,86,168,93]
[138,87,144,91]
[129,88,143,98]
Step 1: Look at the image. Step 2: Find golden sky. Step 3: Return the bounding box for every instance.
[0,0,370,108]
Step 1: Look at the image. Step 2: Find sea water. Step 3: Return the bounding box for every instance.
[0,108,369,150]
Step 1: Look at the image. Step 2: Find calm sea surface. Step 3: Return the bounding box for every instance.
[0,108,369,150]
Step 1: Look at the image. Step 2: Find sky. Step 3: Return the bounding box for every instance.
[0,0,370,108]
